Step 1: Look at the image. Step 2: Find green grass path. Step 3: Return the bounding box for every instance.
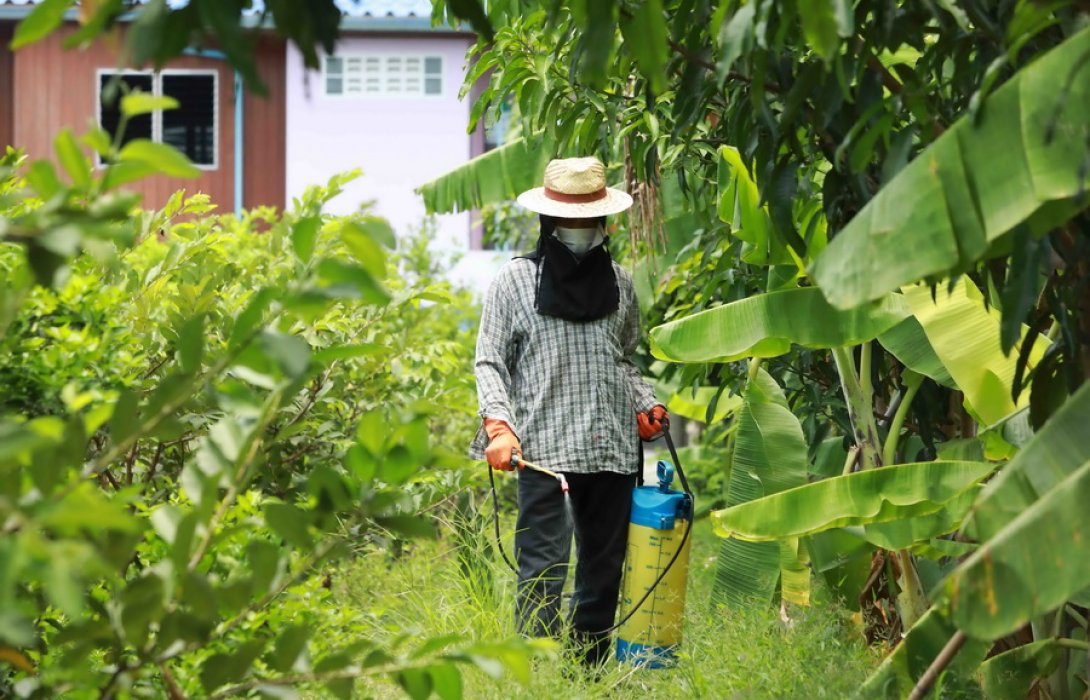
[325,514,880,699]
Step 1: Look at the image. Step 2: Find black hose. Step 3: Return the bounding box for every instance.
[486,420,695,637]
[487,461,520,574]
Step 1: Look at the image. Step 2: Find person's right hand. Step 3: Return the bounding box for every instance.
[483,418,521,471]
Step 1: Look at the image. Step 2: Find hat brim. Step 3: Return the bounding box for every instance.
[516,187,633,217]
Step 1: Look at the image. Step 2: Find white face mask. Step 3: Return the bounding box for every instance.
[555,225,604,257]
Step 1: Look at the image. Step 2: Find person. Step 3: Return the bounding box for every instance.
[470,156,668,666]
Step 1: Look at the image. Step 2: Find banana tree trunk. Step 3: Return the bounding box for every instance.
[832,344,883,470]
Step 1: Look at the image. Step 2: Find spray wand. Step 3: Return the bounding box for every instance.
[510,453,569,494]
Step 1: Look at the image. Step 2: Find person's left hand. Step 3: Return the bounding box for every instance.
[637,405,668,441]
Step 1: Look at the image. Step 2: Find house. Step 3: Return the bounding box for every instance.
[0,0,505,291]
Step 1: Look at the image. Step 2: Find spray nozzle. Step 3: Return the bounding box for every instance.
[511,454,569,495]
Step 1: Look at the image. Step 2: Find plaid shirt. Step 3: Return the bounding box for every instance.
[470,258,659,475]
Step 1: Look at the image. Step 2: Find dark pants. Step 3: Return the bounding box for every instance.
[514,468,636,665]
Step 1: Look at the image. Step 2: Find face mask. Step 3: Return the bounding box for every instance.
[554,226,604,257]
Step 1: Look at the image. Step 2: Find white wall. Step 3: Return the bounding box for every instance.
[284,35,506,294]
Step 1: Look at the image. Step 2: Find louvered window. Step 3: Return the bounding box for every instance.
[323,54,442,97]
[98,70,218,168]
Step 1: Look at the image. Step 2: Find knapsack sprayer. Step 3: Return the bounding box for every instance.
[490,418,694,668]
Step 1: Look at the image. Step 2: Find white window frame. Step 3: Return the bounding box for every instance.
[321,53,443,99]
[95,68,219,170]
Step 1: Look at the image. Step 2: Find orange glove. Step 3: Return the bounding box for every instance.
[637,405,668,441]
[483,418,522,471]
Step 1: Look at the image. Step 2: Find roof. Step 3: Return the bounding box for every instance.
[0,1,457,30]
[1,0,433,13]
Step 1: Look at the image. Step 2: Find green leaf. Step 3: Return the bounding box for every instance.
[342,221,387,278]
[376,514,436,540]
[119,139,201,178]
[717,3,755,79]
[290,215,321,263]
[0,417,64,466]
[247,540,282,595]
[713,369,807,607]
[120,573,165,646]
[120,92,178,117]
[54,129,92,190]
[428,663,463,700]
[856,606,990,698]
[269,624,310,673]
[948,458,1090,640]
[717,146,787,265]
[377,445,420,486]
[397,667,433,700]
[798,0,841,62]
[620,0,668,94]
[969,382,1090,542]
[712,460,997,541]
[11,0,70,49]
[40,482,142,534]
[176,313,205,374]
[200,639,266,693]
[650,287,909,363]
[862,486,979,550]
[229,288,275,349]
[902,278,1049,425]
[263,502,313,549]
[417,134,556,214]
[665,386,742,424]
[877,317,956,388]
[25,160,63,199]
[258,331,311,379]
[101,160,159,190]
[446,0,494,41]
[979,639,1065,699]
[812,27,1090,308]
[315,259,390,305]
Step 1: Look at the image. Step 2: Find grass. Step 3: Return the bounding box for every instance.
[320,507,881,699]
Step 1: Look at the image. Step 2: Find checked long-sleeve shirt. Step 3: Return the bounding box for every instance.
[469,258,659,475]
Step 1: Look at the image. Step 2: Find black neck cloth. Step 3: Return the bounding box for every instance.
[515,215,619,323]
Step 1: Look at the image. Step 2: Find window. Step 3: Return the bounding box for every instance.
[323,54,442,97]
[98,70,218,168]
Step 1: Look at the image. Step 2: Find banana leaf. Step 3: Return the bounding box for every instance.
[712,460,997,542]
[862,486,979,552]
[979,639,1068,700]
[812,27,1090,308]
[855,606,990,699]
[664,386,742,424]
[712,369,808,607]
[650,287,909,363]
[902,278,1048,426]
[967,382,1090,541]
[877,317,956,388]
[416,135,555,214]
[946,457,1090,640]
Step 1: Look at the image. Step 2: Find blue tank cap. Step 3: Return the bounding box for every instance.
[630,461,690,531]
[657,460,674,492]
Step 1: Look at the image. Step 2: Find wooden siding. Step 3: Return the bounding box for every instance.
[243,36,286,210]
[0,23,13,150]
[9,24,286,212]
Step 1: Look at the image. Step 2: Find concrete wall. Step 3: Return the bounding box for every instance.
[285,34,506,293]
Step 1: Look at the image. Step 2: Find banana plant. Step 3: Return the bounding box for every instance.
[811,26,1090,310]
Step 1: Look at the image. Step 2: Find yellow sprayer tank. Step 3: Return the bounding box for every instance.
[616,460,692,667]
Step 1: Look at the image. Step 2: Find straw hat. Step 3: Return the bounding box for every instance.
[516,157,633,217]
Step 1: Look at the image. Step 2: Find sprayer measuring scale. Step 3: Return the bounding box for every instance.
[499,422,694,668]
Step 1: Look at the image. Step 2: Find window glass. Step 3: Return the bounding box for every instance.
[99,73,153,147]
[161,74,216,166]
